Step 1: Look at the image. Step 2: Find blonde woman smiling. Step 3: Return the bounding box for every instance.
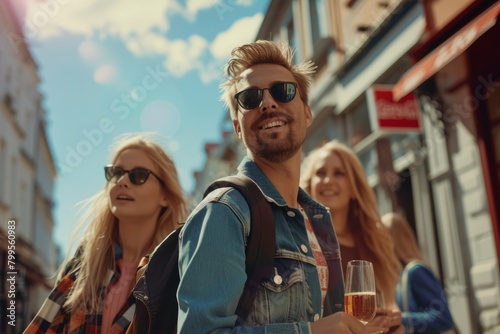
[301,140,403,334]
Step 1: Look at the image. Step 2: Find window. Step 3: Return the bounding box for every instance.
[269,6,299,63]
[287,17,295,49]
[358,147,377,179]
[309,0,330,43]
[284,10,298,64]
[303,111,345,153]
[346,0,360,8]
[349,103,371,146]
[388,133,420,161]
[307,0,336,67]
[3,94,14,114]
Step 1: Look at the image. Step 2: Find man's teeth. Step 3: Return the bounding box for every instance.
[262,121,285,130]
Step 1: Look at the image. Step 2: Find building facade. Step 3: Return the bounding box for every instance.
[191,125,245,204]
[0,0,59,331]
[193,0,499,333]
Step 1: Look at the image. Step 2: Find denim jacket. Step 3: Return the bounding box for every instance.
[177,157,344,334]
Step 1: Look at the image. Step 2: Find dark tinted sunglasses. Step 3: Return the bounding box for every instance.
[234,82,297,110]
[104,165,163,186]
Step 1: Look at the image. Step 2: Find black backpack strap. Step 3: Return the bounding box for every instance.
[204,175,275,319]
[133,227,182,334]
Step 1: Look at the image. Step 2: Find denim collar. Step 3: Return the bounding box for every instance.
[237,156,329,215]
[237,156,286,206]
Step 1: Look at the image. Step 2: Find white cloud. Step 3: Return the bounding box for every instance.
[184,0,254,21]
[163,35,208,77]
[198,62,222,84]
[210,13,263,60]
[124,32,170,58]
[194,12,263,83]
[24,0,179,40]
[24,0,263,84]
[185,0,221,21]
[178,12,264,84]
[235,0,254,6]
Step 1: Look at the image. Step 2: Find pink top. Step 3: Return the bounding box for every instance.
[101,259,137,334]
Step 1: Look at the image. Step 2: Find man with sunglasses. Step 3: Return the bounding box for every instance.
[177,40,368,333]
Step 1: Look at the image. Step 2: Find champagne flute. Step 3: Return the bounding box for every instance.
[344,260,377,324]
[376,291,385,309]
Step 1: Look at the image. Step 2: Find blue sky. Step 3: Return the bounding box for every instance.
[21,0,270,254]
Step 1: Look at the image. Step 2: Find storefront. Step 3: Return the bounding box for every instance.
[393,1,500,332]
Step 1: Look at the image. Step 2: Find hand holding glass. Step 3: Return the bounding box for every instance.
[344,260,377,324]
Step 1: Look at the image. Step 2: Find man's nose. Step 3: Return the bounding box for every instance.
[260,89,278,112]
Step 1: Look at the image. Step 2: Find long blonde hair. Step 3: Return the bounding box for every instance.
[220,39,316,120]
[301,140,400,303]
[381,212,425,265]
[63,134,187,312]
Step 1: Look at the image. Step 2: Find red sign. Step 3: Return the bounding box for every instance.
[368,85,421,132]
[393,2,500,100]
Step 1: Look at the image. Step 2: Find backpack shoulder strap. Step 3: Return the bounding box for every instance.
[204,175,275,319]
[134,227,182,334]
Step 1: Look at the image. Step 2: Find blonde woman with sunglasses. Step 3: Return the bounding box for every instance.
[24,134,187,334]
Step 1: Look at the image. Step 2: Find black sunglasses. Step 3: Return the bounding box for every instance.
[104,165,163,186]
[234,82,297,110]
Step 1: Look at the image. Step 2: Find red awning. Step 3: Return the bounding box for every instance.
[393,1,500,100]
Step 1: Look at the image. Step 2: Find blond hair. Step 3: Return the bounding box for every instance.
[220,39,316,120]
[301,140,400,303]
[381,212,425,265]
[64,134,187,312]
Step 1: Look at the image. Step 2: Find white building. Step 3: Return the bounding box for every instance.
[190,126,244,204]
[0,0,58,331]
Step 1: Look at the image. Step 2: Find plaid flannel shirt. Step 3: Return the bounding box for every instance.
[24,244,143,334]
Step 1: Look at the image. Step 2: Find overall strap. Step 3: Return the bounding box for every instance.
[204,175,275,318]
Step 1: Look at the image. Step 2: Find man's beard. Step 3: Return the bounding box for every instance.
[253,128,304,163]
[245,111,306,163]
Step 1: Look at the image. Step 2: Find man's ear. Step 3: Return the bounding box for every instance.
[305,105,313,127]
[233,118,241,138]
